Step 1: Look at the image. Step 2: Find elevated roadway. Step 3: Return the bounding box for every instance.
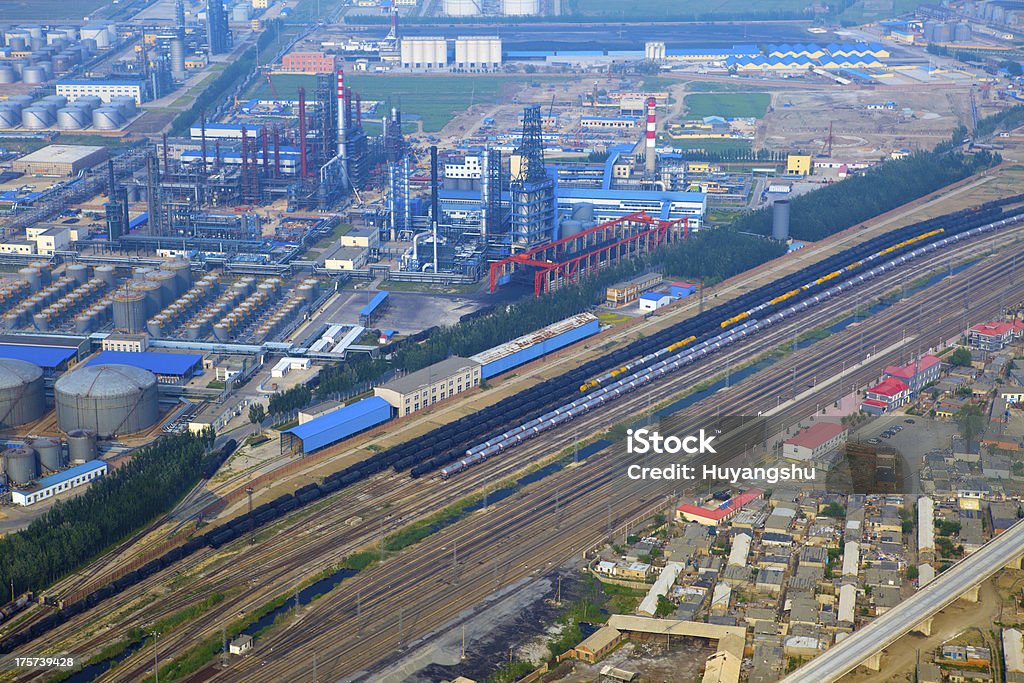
[780,520,1024,681]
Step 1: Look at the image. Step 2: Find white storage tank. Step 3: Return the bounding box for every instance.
[21,66,46,85]
[0,66,18,84]
[21,107,53,129]
[55,364,159,437]
[0,359,45,428]
[443,0,480,15]
[57,107,89,130]
[92,107,123,130]
[502,0,539,14]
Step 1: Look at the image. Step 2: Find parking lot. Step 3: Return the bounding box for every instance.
[850,414,958,494]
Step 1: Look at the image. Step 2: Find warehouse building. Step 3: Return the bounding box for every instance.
[12,145,109,177]
[639,292,672,312]
[676,488,764,526]
[782,422,847,462]
[86,350,202,384]
[470,313,599,379]
[56,79,147,105]
[606,272,662,307]
[375,356,481,416]
[11,460,107,506]
[280,51,337,73]
[281,396,392,455]
[0,337,84,374]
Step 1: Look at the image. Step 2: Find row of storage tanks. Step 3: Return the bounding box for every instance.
[0,26,99,85]
[0,93,137,131]
[113,261,195,335]
[443,0,539,15]
[2,433,99,487]
[253,278,319,342]
[2,263,115,332]
[0,356,160,444]
[211,277,285,342]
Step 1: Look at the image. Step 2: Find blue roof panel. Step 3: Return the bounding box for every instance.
[0,344,76,368]
[34,460,106,490]
[87,350,202,376]
[285,396,392,452]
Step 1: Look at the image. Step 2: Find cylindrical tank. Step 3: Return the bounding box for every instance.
[0,359,45,427]
[146,319,164,338]
[66,429,97,463]
[231,4,251,20]
[21,66,46,85]
[94,265,116,287]
[212,323,231,342]
[110,96,136,116]
[145,270,178,307]
[21,106,53,128]
[32,312,49,332]
[134,281,162,316]
[0,108,21,128]
[92,107,123,130]
[297,284,315,303]
[42,94,67,108]
[74,313,94,334]
[0,67,17,84]
[9,95,33,108]
[55,364,159,437]
[27,437,62,472]
[66,263,90,285]
[133,266,153,281]
[502,0,540,14]
[3,447,38,485]
[76,94,103,111]
[164,258,192,291]
[443,0,480,15]
[56,107,89,130]
[170,37,186,79]
[185,323,204,340]
[7,36,27,51]
[112,289,147,333]
[36,61,53,79]
[772,199,791,241]
[560,219,583,239]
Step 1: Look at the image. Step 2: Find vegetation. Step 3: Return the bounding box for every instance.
[821,502,846,518]
[683,92,771,119]
[950,347,973,367]
[907,564,919,580]
[0,431,215,604]
[267,384,313,416]
[485,660,536,683]
[248,403,266,425]
[936,519,962,536]
[956,403,986,444]
[655,594,676,617]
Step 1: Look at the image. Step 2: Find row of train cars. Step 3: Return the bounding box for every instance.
[2,195,1023,654]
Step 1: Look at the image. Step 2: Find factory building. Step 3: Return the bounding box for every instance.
[0,336,84,374]
[400,37,448,70]
[56,79,147,105]
[10,460,108,507]
[453,36,501,71]
[85,350,202,384]
[281,396,391,455]
[470,313,599,379]
[206,0,231,54]
[12,145,109,177]
[676,488,764,526]
[375,356,481,416]
[606,272,662,307]
[281,51,337,73]
[782,422,848,462]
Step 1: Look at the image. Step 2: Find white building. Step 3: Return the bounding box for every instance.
[782,422,848,462]
[11,460,108,506]
[400,37,448,70]
[444,154,482,180]
[271,356,312,378]
[454,36,501,71]
[638,292,671,312]
[56,79,146,105]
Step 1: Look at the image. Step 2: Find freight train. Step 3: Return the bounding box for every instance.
[3,196,1023,655]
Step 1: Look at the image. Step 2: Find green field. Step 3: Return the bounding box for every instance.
[683,92,770,119]
[569,0,814,18]
[251,73,570,133]
[658,136,752,153]
[3,0,107,20]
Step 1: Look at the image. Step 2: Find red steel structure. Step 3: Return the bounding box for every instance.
[488,212,689,297]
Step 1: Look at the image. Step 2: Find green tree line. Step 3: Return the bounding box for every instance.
[0,431,215,605]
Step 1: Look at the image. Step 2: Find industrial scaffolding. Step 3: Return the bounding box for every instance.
[509,104,555,252]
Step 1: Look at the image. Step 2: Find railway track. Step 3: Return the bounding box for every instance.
[39,232,1021,682]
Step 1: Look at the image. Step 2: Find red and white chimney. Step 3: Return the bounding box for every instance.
[337,68,347,159]
[645,96,657,176]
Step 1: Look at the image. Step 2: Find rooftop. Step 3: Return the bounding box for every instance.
[380,356,480,395]
[469,313,597,365]
[0,343,77,369]
[86,351,202,376]
[23,460,105,492]
[16,145,107,165]
[884,354,942,379]
[868,377,909,397]
[677,488,763,522]
[784,422,846,449]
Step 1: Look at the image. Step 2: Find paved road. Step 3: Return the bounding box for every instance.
[780,518,1024,682]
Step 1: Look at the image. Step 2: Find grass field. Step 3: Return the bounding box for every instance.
[570,0,813,17]
[683,92,770,119]
[3,0,107,19]
[251,73,570,132]
[658,136,752,153]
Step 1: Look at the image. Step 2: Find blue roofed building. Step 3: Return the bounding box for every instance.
[281,396,392,455]
[86,350,202,384]
[11,460,108,506]
[0,334,88,374]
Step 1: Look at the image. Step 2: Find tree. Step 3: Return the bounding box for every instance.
[907,564,919,580]
[950,347,972,367]
[248,403,266,426]
[956,403,985,444]
[655,594,675,617]
[821,502,846,518]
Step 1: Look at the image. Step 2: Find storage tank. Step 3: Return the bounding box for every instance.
[0,108,21,128]
[66,263,90,285]
[559,219,583,240]
[66,429,97,463]
[502,0,539,14]
[74,313,94,334]
[772,199,791,241]
[94,265,116,287]
[147,318,164,338]
[36,61,53,79]
[110,96,136,116]
[21,66,46,85]
[145,270,178,307]
[164,258,192,290]
[42,94,68,108]
[112,289,147,333]
[7,36,27,51]
[0,66,18,84]
[443,0,480,15]
[32,312,50,332]
[3,447,38,485]
[21,106,53,128]
[55,364,159,437]
[134,280,163,315]
[56,107,89,130]
[0,359,45,427]
[133,266,153,281]
[27,437,62,472]
[92,107,123,130]
[76,95,103,111]
[170,37,186,79]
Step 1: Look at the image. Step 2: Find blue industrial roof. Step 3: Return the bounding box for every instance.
[558,187,706,203]
[87,350,202,376]
[58,79,143,87]
[360,291,388,317]
[128,212,148,229]
[639,292,668,301]
[34,460,106,490]
[285,396,391,449]
[0,344,76,368]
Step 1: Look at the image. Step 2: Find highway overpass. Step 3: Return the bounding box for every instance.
[780,517,1024,682]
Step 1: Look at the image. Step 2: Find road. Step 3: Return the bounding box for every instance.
[780,518,1024,683]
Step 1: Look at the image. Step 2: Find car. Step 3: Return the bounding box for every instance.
[893,426,903,432]
[904,418,915,424]
[868,438,880,444]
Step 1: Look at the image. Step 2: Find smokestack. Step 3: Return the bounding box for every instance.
[298,86,308,178]
[107,158,116,196]
[273,125,281,178]
[200,110,208,176]
[344,86,353,134]
[336,69,346,159]
[430,145,439,275]
[240,126,248,197]
[645,96,656,177]
[215,140,221,171]
[261,126,269,173]
[162,133,169,174]
[391,10,398,38]
[355,93,362,128]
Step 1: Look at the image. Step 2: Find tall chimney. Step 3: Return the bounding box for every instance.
[430,145,439,275]
[273,125,281,178]
[355,93,362,128]
[336,69,346,159]
[645,96,657,177]
[261,126,269,173]
[240,126,249,197]
[298,86,308,178]
[162,133,169,174]
[200,110,208,176]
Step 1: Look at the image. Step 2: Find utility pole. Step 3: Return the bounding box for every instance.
[246,487,254,544]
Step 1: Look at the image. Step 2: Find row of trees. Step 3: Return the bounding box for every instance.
[267,384,312,416]
[0,430,216,605]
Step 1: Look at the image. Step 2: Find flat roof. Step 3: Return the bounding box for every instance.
[58,79,143,87]
[784,422,846,449]
[0,343,77,368]
[470,313,597,365]
[285,396,390,449]
[381,356,479,395]
[16,145,106,165]
[86,350,202,376]
[30,460,106,491]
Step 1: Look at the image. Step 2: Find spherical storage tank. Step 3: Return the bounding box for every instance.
[55,364,159,437]
[3,447,38,485]
[502,0,539,15]
[443,0,479,16]
[0,358,45,427]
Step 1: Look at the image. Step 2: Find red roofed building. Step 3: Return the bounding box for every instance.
[968,320,1024,352]
[861,377,910,415]
[883,354,942,392]
[676,488,764,526]
[783,422,848,462]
